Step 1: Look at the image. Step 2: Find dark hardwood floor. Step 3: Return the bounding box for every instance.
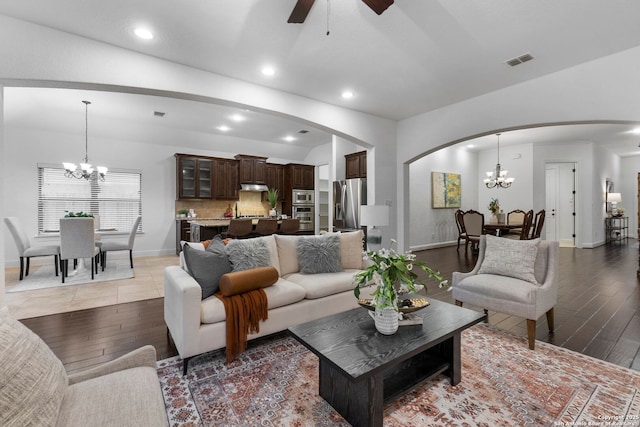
[20,240,640,374]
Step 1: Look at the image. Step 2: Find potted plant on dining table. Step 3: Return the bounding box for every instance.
[354,239,449,335]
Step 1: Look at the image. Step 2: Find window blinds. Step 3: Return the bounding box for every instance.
[37,165,142,234]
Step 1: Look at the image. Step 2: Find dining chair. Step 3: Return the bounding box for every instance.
[222,219,254,239]
[59,217,100,283]
[99,216,142,270]
[531,209,546,239]
[506,209,534,240]
[506,209,526,236]
[462,210,484,253]
[4,217,60,280]
[278,218,300,235]
[252,218,278,236]
[454,209,467,251]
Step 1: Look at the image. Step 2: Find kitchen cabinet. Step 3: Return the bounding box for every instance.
[235,154,267,184]
[345,150,367,179]
[175,154,213,199]
[213,159,239,200]
[265,163,286,201]
[287,164,314,190]
[175,220,191,254]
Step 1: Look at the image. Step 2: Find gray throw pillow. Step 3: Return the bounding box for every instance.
[225,238,271,272]
[183,243,232,299]
[477,234,540,284]
[206,234,226,255]
[297,234,343,274]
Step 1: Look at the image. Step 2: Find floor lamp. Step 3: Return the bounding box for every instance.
[360,205,389,252]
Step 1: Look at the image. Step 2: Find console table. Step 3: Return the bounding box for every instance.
[605,216,628,244]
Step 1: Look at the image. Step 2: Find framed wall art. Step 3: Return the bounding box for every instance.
[431,171,461,208]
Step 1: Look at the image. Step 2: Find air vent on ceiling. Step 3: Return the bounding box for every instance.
[153,111,166,118]
[298,129,309,134]
[506,52,534,67]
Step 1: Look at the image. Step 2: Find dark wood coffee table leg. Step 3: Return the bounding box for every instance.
[319,358,384,427]
[442,332,462,385]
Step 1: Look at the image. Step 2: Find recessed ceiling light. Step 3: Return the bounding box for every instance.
[134,28,154,40]
[229,114,245,122]
[261,66,276,76]
[341,90,355,99]
[283,135,296,142]
[467,144,475,149]
[217,125,231,132]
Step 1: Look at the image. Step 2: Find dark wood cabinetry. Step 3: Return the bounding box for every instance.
[175,154,213,199]
[176,220,190,254]
[265,163,286,201]
[235,154,267,184]
[345,150,367,179]
[213,159,239,200]
[287,164,315,190]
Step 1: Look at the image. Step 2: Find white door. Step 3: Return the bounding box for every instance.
[545,163,576,246]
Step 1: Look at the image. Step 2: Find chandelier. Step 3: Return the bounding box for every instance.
[63,100,108,181]
[483,133,514,189]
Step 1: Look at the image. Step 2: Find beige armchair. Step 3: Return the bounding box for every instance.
[60,217,100,282]
[4,217,60,280]
[452,235,559,350]
[0,306,167,426]
[100,216,142,270]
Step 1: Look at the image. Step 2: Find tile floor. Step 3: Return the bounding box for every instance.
[4,254,179,319]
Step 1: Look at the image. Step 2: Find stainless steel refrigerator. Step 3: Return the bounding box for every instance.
[333,178,367,231]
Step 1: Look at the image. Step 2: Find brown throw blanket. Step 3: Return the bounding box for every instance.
[216,289,269,363]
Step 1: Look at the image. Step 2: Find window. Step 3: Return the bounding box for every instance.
[37,164,142,234]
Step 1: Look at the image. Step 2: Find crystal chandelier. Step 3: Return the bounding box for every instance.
[483,133,514,189]
[63,100,108,181]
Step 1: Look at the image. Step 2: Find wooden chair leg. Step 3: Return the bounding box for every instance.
[129,249,133,268]
[527,319,536,350]
[54,255,59,277]
[483,309,489,322]
[19,257,24,280]
[546,308,554,332]
[26,257,31,277]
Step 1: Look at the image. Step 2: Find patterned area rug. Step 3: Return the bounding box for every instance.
[157,323,640,427]
[6,259,134,292]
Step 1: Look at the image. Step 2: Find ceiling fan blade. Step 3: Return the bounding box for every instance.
[288,0,316,23]
[361,0,394,15]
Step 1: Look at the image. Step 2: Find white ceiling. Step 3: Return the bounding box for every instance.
[3,1,640,156]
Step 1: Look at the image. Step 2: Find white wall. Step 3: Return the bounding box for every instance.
[409,146,477,249]
[397,44,640,251]
[0,88,4,304]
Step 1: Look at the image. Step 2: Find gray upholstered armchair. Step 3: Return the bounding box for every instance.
[452,234,559,350]
[4,217,60,280]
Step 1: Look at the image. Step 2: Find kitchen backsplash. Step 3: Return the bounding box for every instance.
[175,192,279,218]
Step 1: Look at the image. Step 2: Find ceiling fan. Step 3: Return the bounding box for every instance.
[288,0,394,24]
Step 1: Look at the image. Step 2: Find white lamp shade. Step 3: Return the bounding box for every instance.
[360,205,389,227]
[608,193,621,203]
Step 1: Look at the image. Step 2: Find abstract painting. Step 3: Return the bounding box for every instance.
[431,172,461,208]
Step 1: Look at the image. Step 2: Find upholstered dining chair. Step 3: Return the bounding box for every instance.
[505,209,534,240]
[222,218,254,239]
[100,216,141,270]
[278,218,300,235]
[253,218,278,236]
[452,235,559,350]
[462,209,484,253]
[454,209,467,251]
[530,209,546,239]
[4,217,60,280]
[59,217,100,283]
[506,209,526,236]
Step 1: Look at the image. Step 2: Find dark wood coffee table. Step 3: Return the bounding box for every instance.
[288,298,486,427]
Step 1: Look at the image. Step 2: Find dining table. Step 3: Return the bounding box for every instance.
[483,223,522,237]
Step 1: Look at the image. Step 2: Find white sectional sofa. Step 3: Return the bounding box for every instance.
[164,230,370,374]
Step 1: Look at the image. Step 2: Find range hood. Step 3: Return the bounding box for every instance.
[240,183,269,192]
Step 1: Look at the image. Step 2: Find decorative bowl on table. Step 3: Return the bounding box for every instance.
[358,294,430,314]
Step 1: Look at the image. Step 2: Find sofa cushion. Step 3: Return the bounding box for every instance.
[284,269,360,299]
[219,266,279,296]
[297,234,343,274]
[56,367,167,426]
[339,230,365,269]
[205,234,226,255]
[274,235,299,276]
[478,234,540,285]
[200,278,306,324]
[0,306,68,427]
[226,238,272,272]
[183,243,231,299]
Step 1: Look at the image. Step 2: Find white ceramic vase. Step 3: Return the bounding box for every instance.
[370,307,399,335]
